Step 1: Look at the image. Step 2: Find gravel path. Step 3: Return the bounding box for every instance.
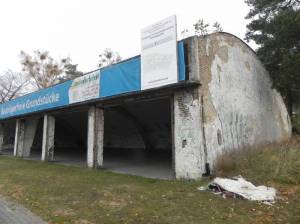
[0,196,46,224]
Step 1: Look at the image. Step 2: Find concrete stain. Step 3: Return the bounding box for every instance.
[217,46,229,63]
[245,61,251,71]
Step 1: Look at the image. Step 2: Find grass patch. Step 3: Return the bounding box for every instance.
[0,137,299,223]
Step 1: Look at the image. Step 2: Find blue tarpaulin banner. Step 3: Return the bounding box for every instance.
[100,56,141,98]
[0,42,186,120]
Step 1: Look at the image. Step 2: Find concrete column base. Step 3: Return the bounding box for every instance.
[87,106,104,168]
[42,114,55,161]
[14,119,25,157]
[173,88,206,179]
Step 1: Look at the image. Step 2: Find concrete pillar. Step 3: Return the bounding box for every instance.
[173,88,206,179]
[0,123,4,154]
[23,118,39,157]
[87,106,104,168]
[42,114,55,161]
[14,119,25,157]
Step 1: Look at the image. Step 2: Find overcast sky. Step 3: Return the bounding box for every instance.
[0,0,254,74]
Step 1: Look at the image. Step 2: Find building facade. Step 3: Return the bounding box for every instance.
[0,33,291,179]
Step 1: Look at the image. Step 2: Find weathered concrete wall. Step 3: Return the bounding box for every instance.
[173,88,206,179]
[184,36,201,82]
[196,33,291,169]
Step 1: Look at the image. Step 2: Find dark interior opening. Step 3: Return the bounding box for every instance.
[30,117,44,159]
[1,120,16,156]
[103,97,173,179]
[52,110,88,166]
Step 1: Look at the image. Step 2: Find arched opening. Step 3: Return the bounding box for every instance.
[103,97,173,179]
[52,109,88,166]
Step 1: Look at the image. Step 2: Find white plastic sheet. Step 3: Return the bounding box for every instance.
[208,176,276,203]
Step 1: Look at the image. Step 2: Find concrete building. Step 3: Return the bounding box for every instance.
[0,33,291,179]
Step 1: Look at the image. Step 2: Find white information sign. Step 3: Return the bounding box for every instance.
[68,71,100,104]
[141,15,178,90]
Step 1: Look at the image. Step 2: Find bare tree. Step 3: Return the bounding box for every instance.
[0,70,29,103]
[180,29,190,39]
[98,48,122,68]
[194,19,210,36]
[20,50,82,89]
[213,22,223,32]
[194,19,224,36]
